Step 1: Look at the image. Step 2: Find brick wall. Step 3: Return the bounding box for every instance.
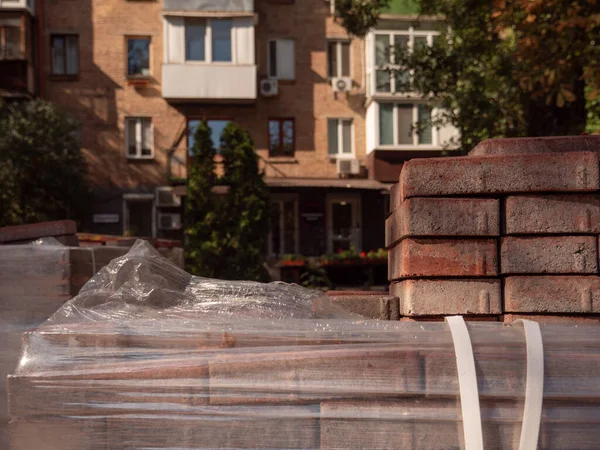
[386,135,600,323]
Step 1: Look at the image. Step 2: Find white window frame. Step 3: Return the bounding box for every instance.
[326,194,362,253]
[328,118,354,158]
[328,40,351,78]
[125,117,154,159]
[122,193,156,238]
[267,38,295,80]
[372,27,438,95]
[378,102,439,149]
[184,18,235,64]
[268,194,299,257]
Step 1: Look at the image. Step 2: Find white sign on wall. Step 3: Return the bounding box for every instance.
[93,214,120,224]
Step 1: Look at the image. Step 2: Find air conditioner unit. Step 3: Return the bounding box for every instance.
[336,158,360,175]
[158,213,182,230]
[156,187,181,208]
[260,79,279,97]
[332,77,352,93]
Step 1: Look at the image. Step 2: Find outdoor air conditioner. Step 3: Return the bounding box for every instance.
[260,79,279,97]
[155,187,181,208]
[332,77,352,93]
[158,213,182,230]
[336,158,360,175]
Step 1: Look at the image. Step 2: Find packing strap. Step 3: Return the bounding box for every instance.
[445,316,544,450]
[445,316,483,450]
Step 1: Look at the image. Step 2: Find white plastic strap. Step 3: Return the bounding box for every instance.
[445,316,484,450]
[516,319,544,450]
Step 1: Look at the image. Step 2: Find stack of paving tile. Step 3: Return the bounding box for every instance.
[0,224,129,448]
[387,136,600,322]
[8,240,600,449]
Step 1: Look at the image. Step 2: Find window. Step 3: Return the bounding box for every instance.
[127,38,150,77]
[268,119,294,157]
[51,34,79,76]
[327,195,361,253]
[185,18,232,63]
[0,25,21,60]
[327,118,353,157]
[212,19,232,62]
[268,39,295,80]
[373,29,437,93]
[123,194,154,238]
[268,196,298,257]
[379,103,435,147]
[327,40,350,78]
[126,117,153,158]
[188,119,232,153]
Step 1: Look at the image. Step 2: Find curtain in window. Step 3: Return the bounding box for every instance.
[141,119,153,156]
[52,37,65,75]
[340,42,350,77]
[341,120,352,154]
[185,19,205,61]
[65,36,78,75]
[397,105,413,145]
[282,120,294,156]
[127,119,137,156]
[212,19,232,62]
[327,119,338,155]
[418,105,433,144]
[379,103,393,145]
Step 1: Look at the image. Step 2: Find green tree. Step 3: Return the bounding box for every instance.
[185,121,270,281]
[0,99,90,227]
[334,0,391,38]
[184,120,221,277]
[336,0,600,152]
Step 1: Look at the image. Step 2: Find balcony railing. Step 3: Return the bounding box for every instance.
[162,64,256,101]
[163,0,253,12]
[0,0,34,13]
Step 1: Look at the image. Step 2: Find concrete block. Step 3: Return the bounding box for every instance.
[470,135,600,156]
[501,236,598,274]
[329,295,399,320]
[389,182,401,213]
[400,151,599,200]
[505,194,600,234]
[505,276,600,313]
[386,197,499,247]
[390,279,502,316]
[388,238,498,279]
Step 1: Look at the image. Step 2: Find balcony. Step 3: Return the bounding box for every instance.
[162,64,256,101]
[0,0,34,14]
[163,0,253,13]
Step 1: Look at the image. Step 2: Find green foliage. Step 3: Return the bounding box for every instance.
[300,265,333,291]
[354,0,600,152]
[334,0,391,38]
[185,121,270,281]
[0,99,90,227]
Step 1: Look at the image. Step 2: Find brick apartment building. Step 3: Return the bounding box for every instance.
[1,0,458,257]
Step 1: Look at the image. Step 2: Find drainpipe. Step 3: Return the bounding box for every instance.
[36,0,44,98]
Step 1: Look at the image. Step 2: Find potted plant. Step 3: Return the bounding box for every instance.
[281,254,306,267]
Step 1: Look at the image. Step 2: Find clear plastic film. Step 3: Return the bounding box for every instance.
[8,240,600,449]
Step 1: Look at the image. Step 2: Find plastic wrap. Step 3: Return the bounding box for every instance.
[8,240,600,449]
[0,240,71,450]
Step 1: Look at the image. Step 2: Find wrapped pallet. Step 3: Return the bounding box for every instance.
[8,240,600,449]
[0,241,129,448]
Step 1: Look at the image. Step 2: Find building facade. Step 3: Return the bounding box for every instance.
[7,0,458,257]
[0,0,36,98]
